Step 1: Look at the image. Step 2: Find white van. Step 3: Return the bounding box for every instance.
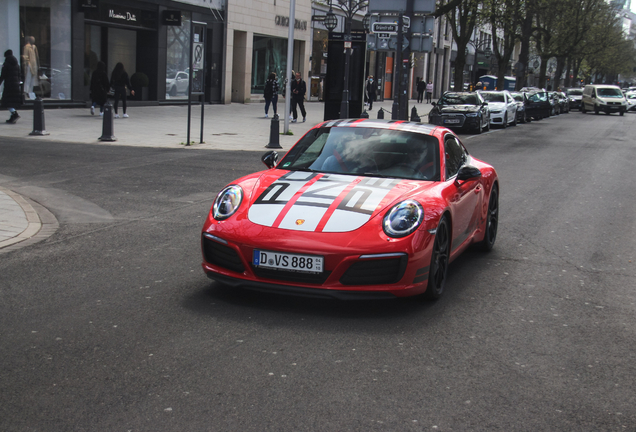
[581,84,627,115]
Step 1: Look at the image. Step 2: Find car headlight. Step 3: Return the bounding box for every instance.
[213,185,243,220]
[383,200,424,238]
[465,112,479,117]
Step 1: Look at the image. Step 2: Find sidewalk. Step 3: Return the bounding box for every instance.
[0,99,433,251]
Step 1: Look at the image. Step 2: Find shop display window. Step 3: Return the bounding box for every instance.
[251,36,288,95]
[166,11,191,99]
[20,0,72,100]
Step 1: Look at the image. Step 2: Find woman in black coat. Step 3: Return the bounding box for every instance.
[109,62,134,118]
[0,49,23,124]
[90,61,110,115]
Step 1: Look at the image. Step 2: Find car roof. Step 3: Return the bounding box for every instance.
[314,118,438,135]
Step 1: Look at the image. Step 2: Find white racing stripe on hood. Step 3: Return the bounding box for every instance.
[249,172,400,232]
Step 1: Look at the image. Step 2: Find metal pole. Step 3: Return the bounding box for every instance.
[284,0,296,134]
[187,19,193,146]
[340,1,352,119]
[392,13,403,120]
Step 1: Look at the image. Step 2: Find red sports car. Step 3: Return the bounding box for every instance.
[201,119,498,300]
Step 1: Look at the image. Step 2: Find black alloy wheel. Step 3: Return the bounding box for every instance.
[478,186,499,251]
[424,217,450,300]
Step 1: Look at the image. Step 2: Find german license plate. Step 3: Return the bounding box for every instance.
[253,249,324,274]
[444,119,460,124]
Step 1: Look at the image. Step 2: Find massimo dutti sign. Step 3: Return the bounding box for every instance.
[84,3,156,29]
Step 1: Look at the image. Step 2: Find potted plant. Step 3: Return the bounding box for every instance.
[130,72,149,101]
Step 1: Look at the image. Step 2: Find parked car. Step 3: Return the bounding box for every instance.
[201,119,499,300]
[523,89,551,120]
[625,91,636,112]
[428,92,491,134]
[509,91,530,123]
[556,92,570,113]
[478,90,518,128]
[566,88,583,110]
[581,84,628,115]
[548,92,561,115]
[166,71,189,96]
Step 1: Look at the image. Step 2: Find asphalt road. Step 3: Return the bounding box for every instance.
[1,112,635,431]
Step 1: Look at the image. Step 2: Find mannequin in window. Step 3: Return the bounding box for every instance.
[22,36,40,98]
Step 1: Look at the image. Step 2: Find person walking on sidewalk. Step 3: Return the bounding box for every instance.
[90,61,109,116]
[1,50,23,124]
[263,72,279,118]
[365,75,378,111]
[416,78,425,103]
[425,80,433,103]
[291,72,306,123]
[110,62,134,118]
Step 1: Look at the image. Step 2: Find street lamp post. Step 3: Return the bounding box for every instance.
[467,40,491,89]
[326,0,368,119]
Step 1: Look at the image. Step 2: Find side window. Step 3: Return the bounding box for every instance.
[444,137,467,179]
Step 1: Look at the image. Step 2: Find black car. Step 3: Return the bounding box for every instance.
[509,91,531,123]
[428,91,490,134]
[522,89,551,120]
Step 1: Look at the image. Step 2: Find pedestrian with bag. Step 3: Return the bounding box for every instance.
[263,72,279,118]
[425,80,433,103]
[365,75,378,111]
[90,61,110,116]
[290,72,306,123]
[1,49,23,124]
[110,62,134,118]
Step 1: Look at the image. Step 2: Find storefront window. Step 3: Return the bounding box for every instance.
[20,0,72,100]
[166,11,191,99]
[251,36,288,94]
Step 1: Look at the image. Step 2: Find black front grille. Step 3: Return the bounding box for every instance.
[252,267,331,285]
[340,256,408,285]
[202,236,245,273]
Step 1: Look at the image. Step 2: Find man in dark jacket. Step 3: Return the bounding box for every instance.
[1,50,23,124]
[290,72,306,122]
[365,76,378,110]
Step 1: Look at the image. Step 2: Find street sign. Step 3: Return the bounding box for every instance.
[372,22,398,33]
[376,33,392,39]
[410,16,435,35]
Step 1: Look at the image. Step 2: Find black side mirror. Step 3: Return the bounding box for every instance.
[261,151,279,169]
[456,165,482,181]
[431,101,436,106]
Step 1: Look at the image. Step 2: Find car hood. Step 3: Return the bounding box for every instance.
[244,170,433,233]
[438,105,481,114]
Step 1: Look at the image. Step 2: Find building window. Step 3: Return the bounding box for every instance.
[166,11,191,99]
[251,35,288,94]
[20,0,72,100]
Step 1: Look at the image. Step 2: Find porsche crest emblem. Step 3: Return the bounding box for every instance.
[295,219,305,226]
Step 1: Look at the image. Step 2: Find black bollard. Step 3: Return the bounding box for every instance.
[99,102,117,141]
[410,106,421,122]
[29,97,50,136]
[360,109,369,119]
[377,108,384,119]
[265,113,282,149]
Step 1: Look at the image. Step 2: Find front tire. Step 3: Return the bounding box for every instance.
[502,114,508,128]
[423,217,450,300]
[477,185,498,251]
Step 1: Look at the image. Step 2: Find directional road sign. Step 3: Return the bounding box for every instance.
[372,22,398,34]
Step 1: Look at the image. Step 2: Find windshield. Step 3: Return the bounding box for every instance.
[566,89,582,96]
[481,92,505,103]
[439,93,479,105]
[278,127,441,181]
[597,88,623,98]
[528,92,547,102]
